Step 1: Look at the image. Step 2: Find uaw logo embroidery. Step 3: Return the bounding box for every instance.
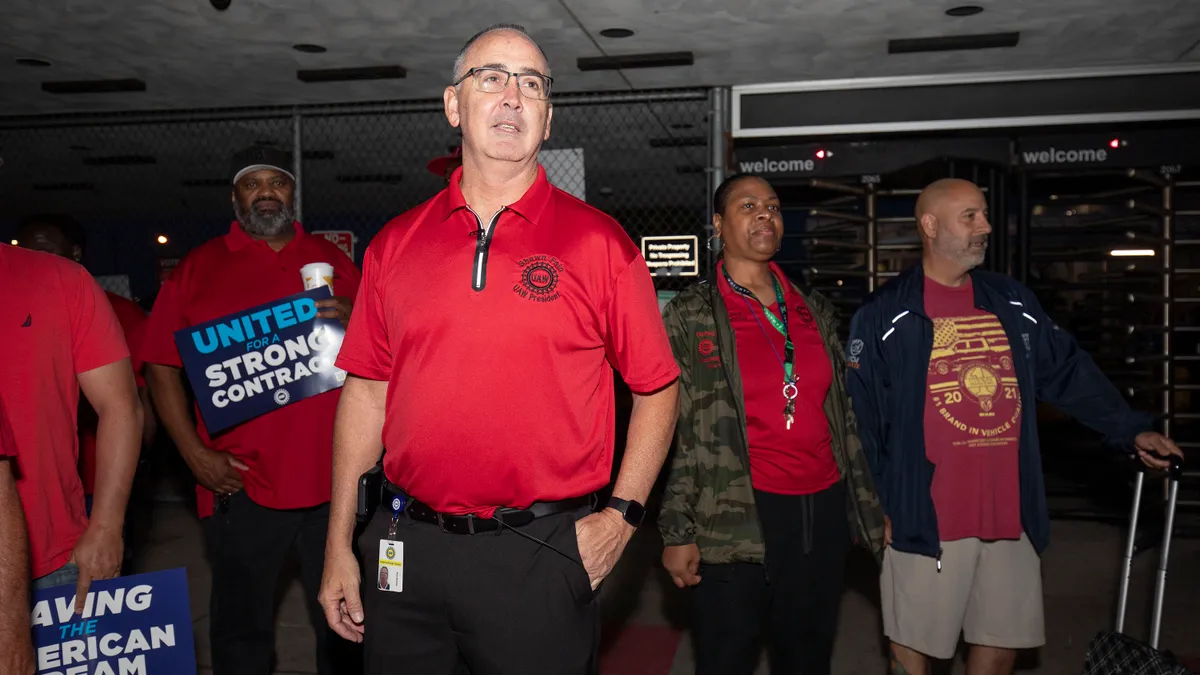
[795,305,814,327]
[514,255,564,303]
[847,338,863,368]
[696,331,721,369]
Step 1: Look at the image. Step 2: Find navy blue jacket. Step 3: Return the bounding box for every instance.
[845,264,1152,558]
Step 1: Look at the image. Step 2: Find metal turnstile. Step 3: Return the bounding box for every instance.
[1170,176,1200,529]
[1020,167,1196,537]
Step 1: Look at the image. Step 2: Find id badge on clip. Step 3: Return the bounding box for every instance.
[378,494,405,593]
[377,539,403,593]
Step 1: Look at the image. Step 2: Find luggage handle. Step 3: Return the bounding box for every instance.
[1114,453,1183,650]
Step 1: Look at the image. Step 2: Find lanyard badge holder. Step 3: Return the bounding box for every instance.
[723,268,799,429]
[379,493,407,593]
[388,493,406,540]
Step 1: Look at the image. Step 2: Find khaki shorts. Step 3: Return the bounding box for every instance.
[880,534,1045,659]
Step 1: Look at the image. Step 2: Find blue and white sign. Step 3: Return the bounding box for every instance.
[174,287,347,433]
[31,568,197,675]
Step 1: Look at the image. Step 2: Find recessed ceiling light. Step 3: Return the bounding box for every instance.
[292,44,327,54]
[42,78,146,94]
[297,65,406,83]
[16,57,52,67]
[888,31,1018,54]
[945,5,984,16]
[599,28,635,38]
[577,51,693,71]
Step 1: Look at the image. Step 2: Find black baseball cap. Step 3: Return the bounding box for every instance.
[231,146,295,184]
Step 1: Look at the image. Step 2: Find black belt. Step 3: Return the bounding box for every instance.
[384,482,595,535]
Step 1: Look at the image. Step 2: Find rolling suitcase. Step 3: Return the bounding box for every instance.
[1081,455,1194,675]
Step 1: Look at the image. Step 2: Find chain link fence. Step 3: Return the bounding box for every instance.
[0,89,713,304]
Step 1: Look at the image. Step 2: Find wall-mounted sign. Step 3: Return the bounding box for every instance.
[642,235,699,277]
[157,258,180,286]
[312,231,355,260]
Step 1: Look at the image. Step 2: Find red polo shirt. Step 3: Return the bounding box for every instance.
[336,165,680,517]
[140,222,361,518]
[80,292,149,496]
[717,261,840,495]
[0,245,130,577]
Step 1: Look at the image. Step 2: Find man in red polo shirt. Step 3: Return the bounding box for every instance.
[0,401,35,675]
[319,24,680,675]
[142,146,361,675]
[0,243,143,602]
[16,215,156,548]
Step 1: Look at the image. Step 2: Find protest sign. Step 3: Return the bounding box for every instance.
[174,286,347,433]
[31,568,196,675]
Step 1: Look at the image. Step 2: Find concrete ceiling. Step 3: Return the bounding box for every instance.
[1,0,1198,116]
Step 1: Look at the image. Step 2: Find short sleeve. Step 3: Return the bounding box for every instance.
[335,244,392,381]
[140,275,188,368]
[69,266,131,374]
[603,256,680,393]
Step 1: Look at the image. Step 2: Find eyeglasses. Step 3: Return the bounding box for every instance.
[452,67,553,100]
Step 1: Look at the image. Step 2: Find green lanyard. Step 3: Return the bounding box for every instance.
[722,267,794,383]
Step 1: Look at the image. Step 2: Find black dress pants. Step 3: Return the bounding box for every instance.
[358,505,600,675]
[206,491,362,675]
[692,481,851,675]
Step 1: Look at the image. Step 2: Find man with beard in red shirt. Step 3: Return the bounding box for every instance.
[143,146,362,675]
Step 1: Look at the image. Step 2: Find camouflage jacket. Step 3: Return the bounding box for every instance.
[657,277,887,565]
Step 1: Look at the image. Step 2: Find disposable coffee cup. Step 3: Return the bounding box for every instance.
[301,262,335,292]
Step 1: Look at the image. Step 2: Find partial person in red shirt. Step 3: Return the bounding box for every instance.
[16,215,156,523]
[141,146,362,675]
[0,399,35,675]
[0,243,143,606]
[319,23,680,675]
[657,174,885,675]
[426,144,463,185]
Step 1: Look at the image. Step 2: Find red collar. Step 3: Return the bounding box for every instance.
[224,221,306,252]
[439,164,553,232]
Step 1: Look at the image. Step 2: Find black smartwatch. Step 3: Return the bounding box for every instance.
[606,497,646,527]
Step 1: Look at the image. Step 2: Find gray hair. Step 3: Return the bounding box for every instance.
[451,23,550,82]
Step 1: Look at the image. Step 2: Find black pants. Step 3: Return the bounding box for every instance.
[692,481,851,675]
[359,505,599,675]
[206,491,362,675]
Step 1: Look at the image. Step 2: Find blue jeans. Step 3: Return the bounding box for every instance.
[33,562,79,591]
